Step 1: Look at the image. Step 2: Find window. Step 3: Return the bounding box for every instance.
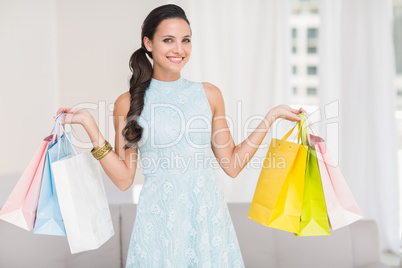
[393,1,402,112]
[394,3,402,75]
[307,66,317,75]
[307,28,318,54]
[290,0,320,106]
[307,46,317,54]
[391,0,402,249]
[307,28,318,39]
[307,87,317,95]
[292,28,297,39]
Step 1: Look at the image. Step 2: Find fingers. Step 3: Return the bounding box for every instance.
[55,108,67,118]
[56,107,67,115]
[285,113,301,121]
[54,107,75,119]
[291,108,300,114]
[289,107,306,121]
[60,113,73,125]
[293,107,307,115]
[60,113,66,125]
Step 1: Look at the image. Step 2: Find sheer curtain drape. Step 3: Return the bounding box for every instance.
[319,0,400,256]
[167,0,291,203]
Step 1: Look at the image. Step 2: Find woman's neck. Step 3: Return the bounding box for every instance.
[152,71,181,82]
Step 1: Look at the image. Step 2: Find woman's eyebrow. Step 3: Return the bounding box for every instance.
[162,35,191,38]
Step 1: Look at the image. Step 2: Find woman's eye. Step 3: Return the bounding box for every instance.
[163,38,173,43]
[183,39,191,43]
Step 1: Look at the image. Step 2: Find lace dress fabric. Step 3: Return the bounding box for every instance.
[126,77,245,267]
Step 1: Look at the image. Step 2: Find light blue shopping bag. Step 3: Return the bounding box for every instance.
[33,114,75,236]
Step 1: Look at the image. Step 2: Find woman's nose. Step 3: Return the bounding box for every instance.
[172,42,183,54]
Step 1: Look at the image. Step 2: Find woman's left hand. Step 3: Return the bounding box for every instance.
[266,105,306,123]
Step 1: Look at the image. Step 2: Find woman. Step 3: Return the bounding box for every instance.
[56,4,304,267]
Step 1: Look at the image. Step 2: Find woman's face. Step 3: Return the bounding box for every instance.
[144,18,192,79]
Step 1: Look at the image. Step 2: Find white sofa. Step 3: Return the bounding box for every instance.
[0,203,389,268]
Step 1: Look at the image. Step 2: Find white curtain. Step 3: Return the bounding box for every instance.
[167,0,291,203]
[319,0,400,256]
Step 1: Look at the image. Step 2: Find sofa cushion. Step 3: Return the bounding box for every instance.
[356,263,391,268]
[227,203,277,267]
[0,204,121,268]
[0,218,70,268]
[350,220,381,267]
[273,224,355,268]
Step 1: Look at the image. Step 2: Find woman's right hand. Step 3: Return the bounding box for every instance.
[55,107,94,127]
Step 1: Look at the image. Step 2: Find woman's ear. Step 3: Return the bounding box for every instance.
[143,36,152,52]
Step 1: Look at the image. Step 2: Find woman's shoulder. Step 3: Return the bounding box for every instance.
[201,82,223,100]
[114,91,131,116]
[200,82,224,118]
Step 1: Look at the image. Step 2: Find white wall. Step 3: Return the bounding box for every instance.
[0,0,165,203]
[0,0,58,175]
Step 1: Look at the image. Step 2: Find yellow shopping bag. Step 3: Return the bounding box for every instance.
[248,117,308,233]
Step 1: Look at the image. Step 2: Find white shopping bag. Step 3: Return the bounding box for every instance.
[51,143,114,254]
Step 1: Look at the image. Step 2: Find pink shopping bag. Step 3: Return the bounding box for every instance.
[310,134,363,230]
[0,136,51,230]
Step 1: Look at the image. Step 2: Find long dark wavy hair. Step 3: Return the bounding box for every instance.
[122,4,190,149]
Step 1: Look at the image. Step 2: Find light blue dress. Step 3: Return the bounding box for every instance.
[126,77,245,267]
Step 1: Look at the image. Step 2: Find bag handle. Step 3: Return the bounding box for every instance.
[299,114,310,146]
[51,113,77,159]
[304,115,321,137]
[281,123,298,141]
[282,114,310,144]
[56,124,78,159]
[51,113,64,144]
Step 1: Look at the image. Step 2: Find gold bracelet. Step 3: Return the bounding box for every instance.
[91,140,112,160]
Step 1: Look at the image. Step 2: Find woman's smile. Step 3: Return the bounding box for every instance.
[167,56,184,63]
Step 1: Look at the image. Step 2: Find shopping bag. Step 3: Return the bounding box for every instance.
[249,117,308,230]
[296,147,331,236]
[296,116,330,236]
[265,143,307,233]
[311,134,363,230]
[265,117,309,233]
[33,126,75,236]
[51,134,114,254]
[0,135,50,231]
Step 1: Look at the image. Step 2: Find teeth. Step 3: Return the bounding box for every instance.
[169,57,182,61]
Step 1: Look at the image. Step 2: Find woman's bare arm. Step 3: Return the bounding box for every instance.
[56,92,137,191]
[203,82,304,178]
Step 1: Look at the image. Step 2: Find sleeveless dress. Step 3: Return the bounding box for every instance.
[125,77,245,268]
